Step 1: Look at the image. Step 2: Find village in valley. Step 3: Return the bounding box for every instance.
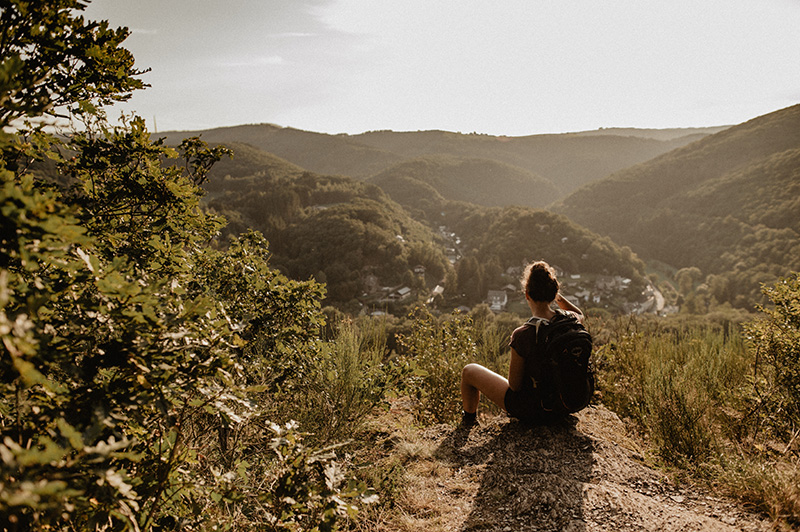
[361,225,674,318]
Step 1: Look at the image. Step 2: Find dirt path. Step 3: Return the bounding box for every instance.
[378,404,771,531]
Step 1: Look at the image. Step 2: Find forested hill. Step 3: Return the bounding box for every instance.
[567,125,729,141]
[352,128,716,194]
[161,124,715,197]
[162,124,404,179]
[555,103,800,308]
[202,143,649,310]
[367,155,560,212]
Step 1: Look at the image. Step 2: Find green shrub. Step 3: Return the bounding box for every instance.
[398,309,478,424]
[744,273,800,439]
[203,421,377,532]
[643,359,714,466]
[595,318,750,466]
[0,3,383,529]
[291,319,406,443]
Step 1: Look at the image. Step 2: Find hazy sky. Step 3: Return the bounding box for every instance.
[84,0,800,136]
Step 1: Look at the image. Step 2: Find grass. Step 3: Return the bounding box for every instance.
[591,313,800,529]
[189,306,800,530]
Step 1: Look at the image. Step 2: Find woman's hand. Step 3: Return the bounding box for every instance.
[555,292,584,321]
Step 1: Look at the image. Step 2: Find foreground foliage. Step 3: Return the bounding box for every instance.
[1,3,377,530]
[594,279,800,530]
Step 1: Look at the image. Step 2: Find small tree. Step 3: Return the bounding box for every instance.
[745,273,800,440]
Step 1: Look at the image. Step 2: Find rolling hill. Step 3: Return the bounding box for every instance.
[163,124,716,197]
[177,107,798,311]
[555,104,800,307]
[353,128,718,194]
[161,124,403,179]
[200,142,651,310]
[568,125,729,141]
[367,155,560,215]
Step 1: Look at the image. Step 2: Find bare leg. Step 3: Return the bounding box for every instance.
[461,363,509,414]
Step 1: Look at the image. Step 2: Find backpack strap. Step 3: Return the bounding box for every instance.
[525,309,574,342]
[525,316,549,342]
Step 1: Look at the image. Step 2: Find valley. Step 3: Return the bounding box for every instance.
[173,107,799,316]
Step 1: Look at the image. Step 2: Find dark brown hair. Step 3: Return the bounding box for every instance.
[522,261,559,302]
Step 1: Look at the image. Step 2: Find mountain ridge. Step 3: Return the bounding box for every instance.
[163,123,721,196]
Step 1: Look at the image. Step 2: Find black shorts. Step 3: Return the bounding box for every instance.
[504,387,565,425]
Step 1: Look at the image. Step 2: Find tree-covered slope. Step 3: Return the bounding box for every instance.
[679,147,800,234]
[204,163,451,307]
[367,155,560,212]
[555,104,800,307]
[446,205,646,281]
[163,124,713,197]
[201,141,307,194]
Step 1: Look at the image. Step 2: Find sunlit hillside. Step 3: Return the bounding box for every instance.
[555,104,800,308]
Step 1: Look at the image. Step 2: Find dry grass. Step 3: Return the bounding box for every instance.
[715,456,800,531]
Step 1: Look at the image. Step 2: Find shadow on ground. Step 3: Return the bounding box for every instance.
[436,416,595,531]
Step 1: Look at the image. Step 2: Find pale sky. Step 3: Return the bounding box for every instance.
[84,0,800,136]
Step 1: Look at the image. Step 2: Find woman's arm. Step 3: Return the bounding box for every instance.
[555,292,584,322]
[508,348,526,391]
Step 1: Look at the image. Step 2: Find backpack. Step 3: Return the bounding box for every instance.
[526,312,594,413]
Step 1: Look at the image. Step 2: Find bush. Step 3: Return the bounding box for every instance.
[0,3,384,529]
[594,306,800,528]
[744,273,800,439]
[202,420,377,532]
[594,318,750,466]
[290,318,406,444]
[398,308,478,424]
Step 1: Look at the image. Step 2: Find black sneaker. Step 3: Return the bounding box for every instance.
[460,411,478,428]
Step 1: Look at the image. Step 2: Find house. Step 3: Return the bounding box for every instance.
[596,275,615,291]
[574,289,591,301]
[426,285,445,304]
[487,290,508,312]
[414,265,426,276]
[614,276,632,291]
[388,286,412,301]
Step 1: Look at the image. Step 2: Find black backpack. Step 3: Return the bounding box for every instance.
[526,313,594,413]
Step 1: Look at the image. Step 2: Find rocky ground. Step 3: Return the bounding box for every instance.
[367,402,773,532]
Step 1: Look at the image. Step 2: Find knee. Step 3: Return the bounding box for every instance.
[462,363,484,383]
